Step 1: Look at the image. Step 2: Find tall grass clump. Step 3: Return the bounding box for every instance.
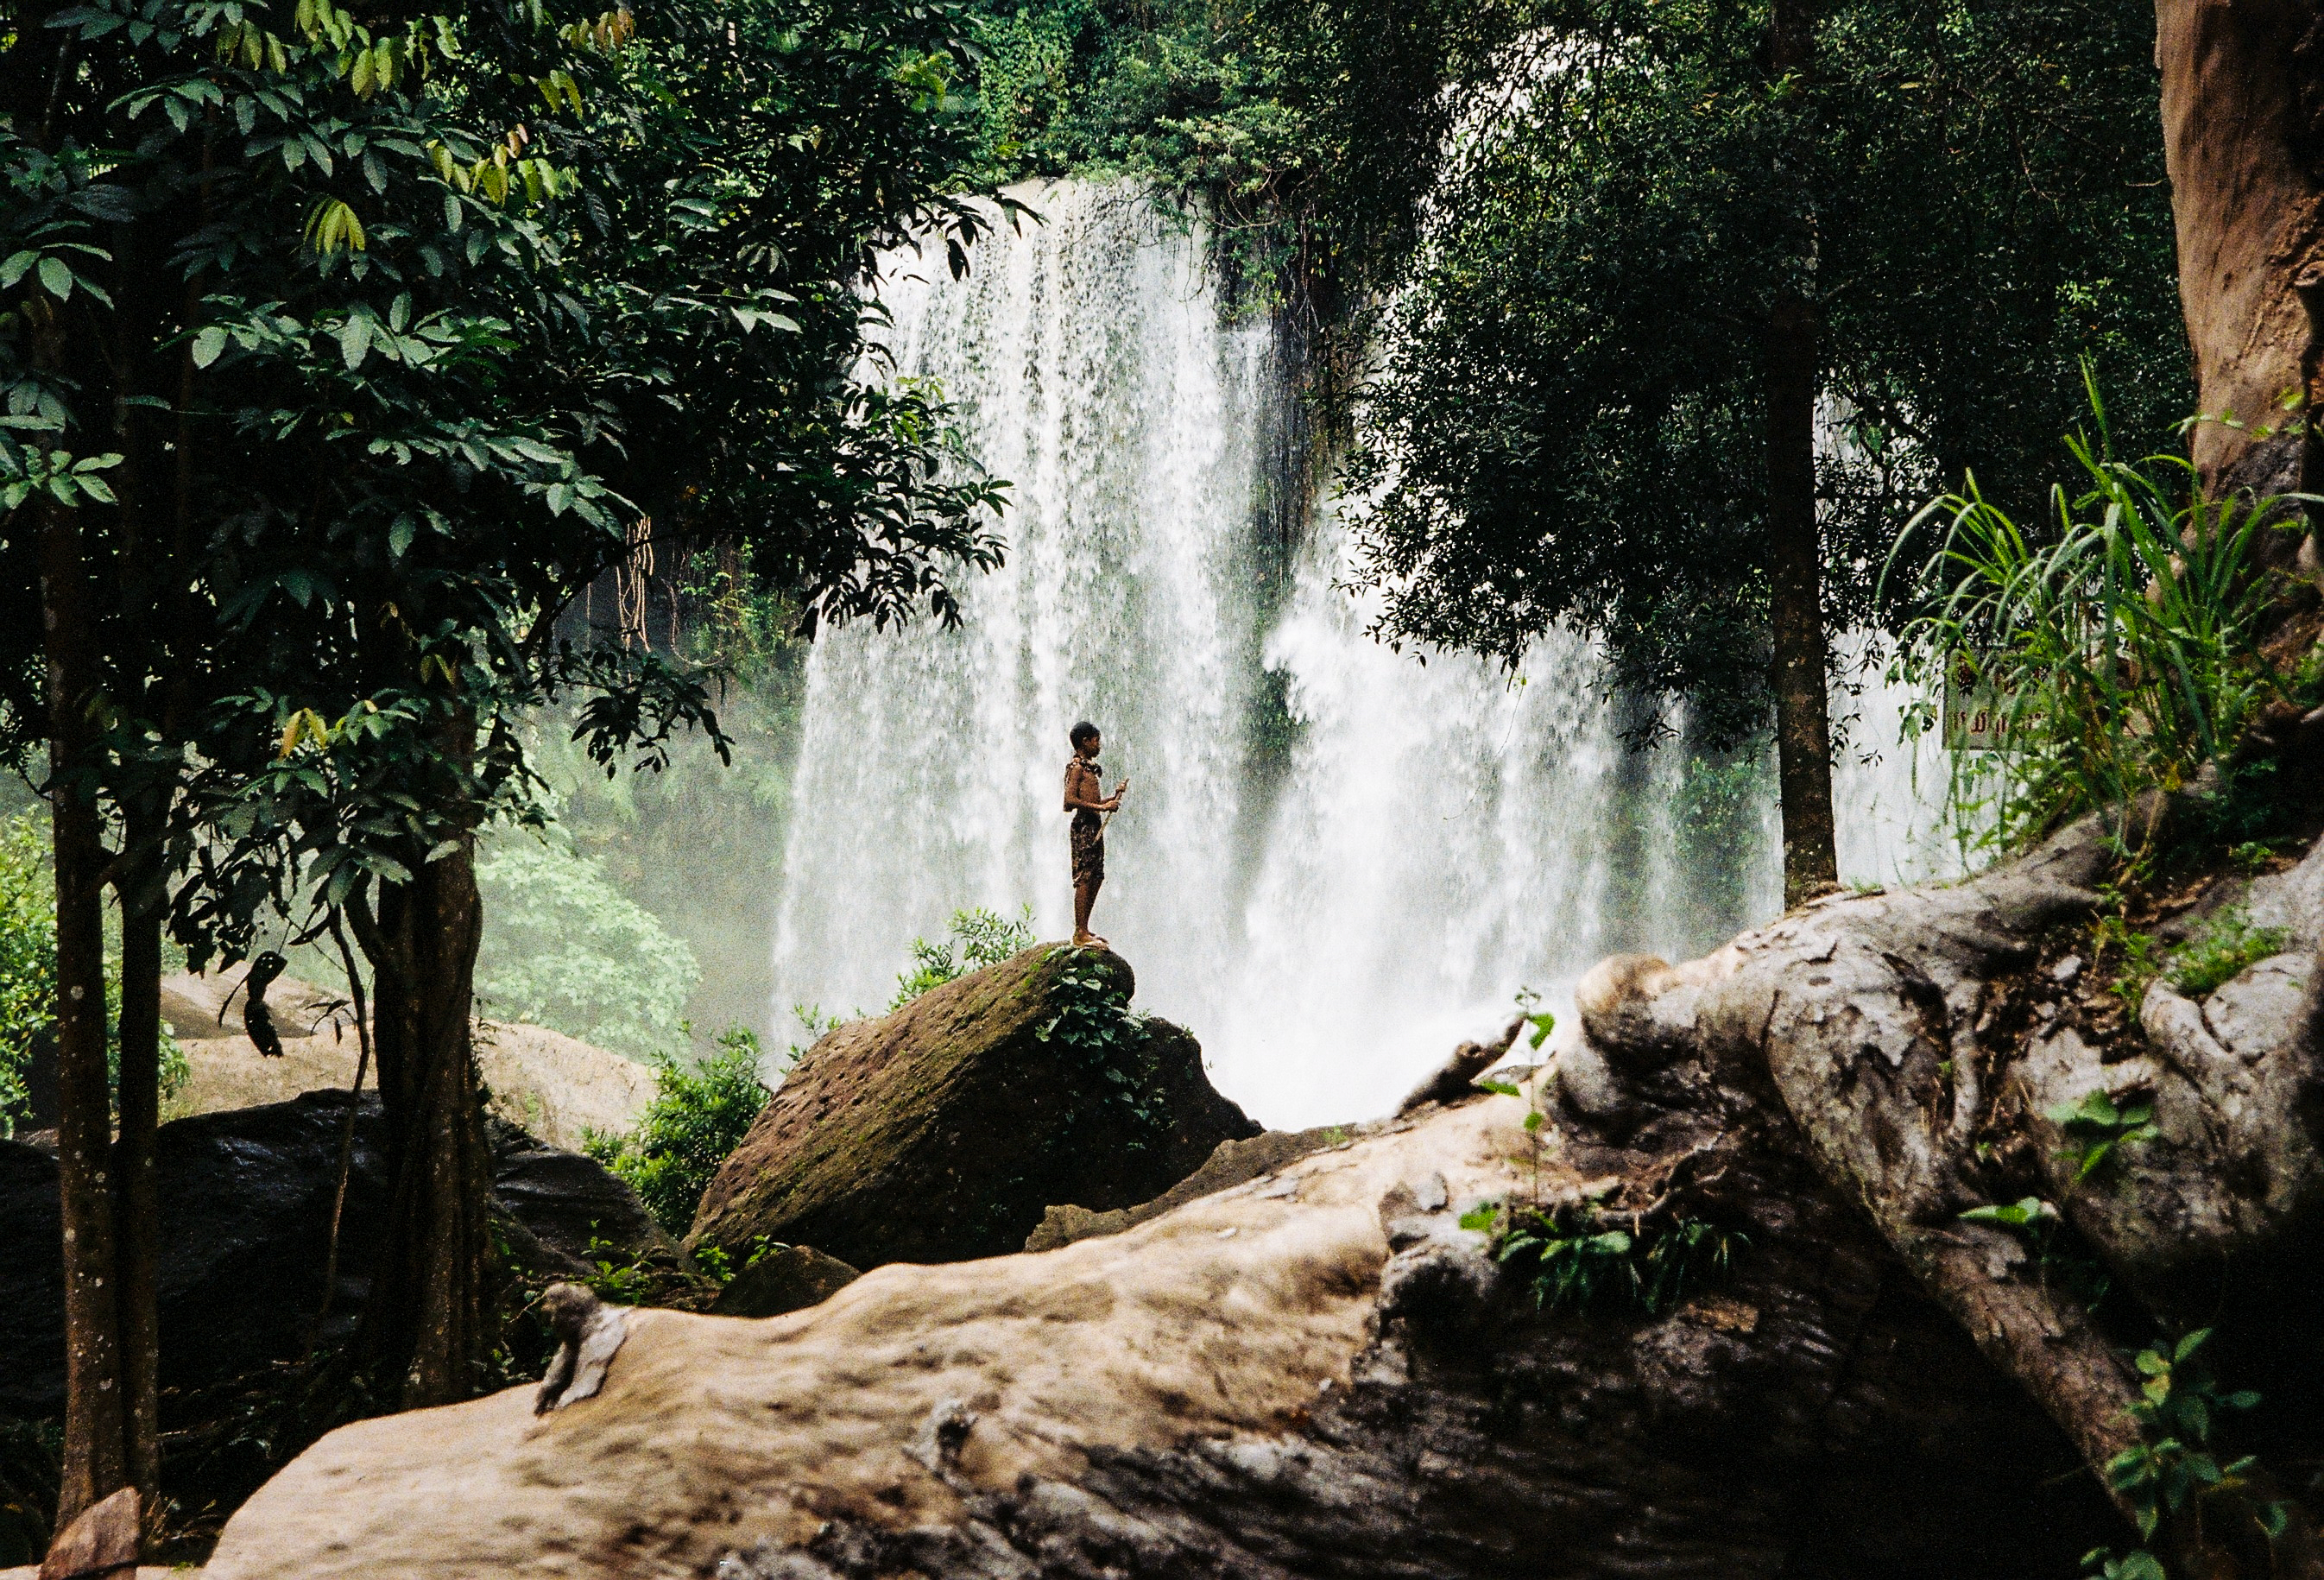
[1888,379,2312,854]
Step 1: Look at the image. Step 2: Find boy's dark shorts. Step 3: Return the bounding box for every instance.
[1071,820,1105,887]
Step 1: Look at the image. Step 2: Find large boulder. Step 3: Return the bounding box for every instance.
[686,945,1257,1269]
[160,965,654,1152]
[0,1092,668,1420]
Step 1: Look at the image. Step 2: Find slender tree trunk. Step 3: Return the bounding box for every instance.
[348,819,491,1409]
[41,489,129,1529]
[1765,0,1837,909]
[108,202,168,1514]
[111,846,163,1508]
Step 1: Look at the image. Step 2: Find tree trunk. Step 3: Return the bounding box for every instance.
[111,861,163,1508]
[349,832,492,1409]
[107,192,169,1515]
[40,489,129,1530]
[1765,294,1836,908]
[2152,0,2323,501]
[1765,0,1836,909]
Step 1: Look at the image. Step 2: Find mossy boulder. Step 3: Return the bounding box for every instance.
[685,945,1257,1268]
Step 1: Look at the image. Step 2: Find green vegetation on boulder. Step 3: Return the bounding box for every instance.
[685,945,1257,1267]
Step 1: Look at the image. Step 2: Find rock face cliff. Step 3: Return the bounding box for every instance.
[685,945,1257,1269]
[2157,0,2324,497]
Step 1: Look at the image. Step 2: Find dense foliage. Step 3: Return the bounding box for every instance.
[1339,0,2188,743]
[586,1025,774,1235]
[0,814,51,1129]
[0,813,183,1135]
[963,0,1524,319]
[473,837,698,1057]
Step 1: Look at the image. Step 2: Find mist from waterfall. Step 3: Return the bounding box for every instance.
[770,181,1955,1129]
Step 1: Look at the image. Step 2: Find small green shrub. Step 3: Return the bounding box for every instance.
[1037,945,1165,1141]
[2043,1091,2159,1183]
[2093,904,2288,1015]
[2093,914,2165,1010]
[1475,1199,1744,1316]
[1958,1196,2112,1309]
[2167,906,2292,997]
[890,905,1033,1008]
[1890,378,2305,852]
[585,1026,774,1236]
[2084,1328,2281,1577]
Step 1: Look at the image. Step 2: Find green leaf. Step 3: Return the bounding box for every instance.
[339,313,372,369]
[0,251,36,288]
[388,519,416,558]
[74,473,116,505]
[2175,1329,2211,1362]
[192,326,230,369]
[36,256,72,300]
[1959,1196,2045,1228]
[1476,1079,1521,1097]
[1457,1202,1500,1232]
[1525,1010,1556,1048]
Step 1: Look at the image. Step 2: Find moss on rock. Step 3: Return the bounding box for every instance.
[684,945,1257,1267]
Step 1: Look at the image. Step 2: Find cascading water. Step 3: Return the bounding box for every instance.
[770,180,1954,1128]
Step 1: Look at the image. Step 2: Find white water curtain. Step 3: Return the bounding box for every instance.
[771,181,1952,1128]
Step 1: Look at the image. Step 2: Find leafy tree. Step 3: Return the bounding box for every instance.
[963,0,1525,333]
[3,0,1007,1529]
[473,836,698,1057]
[1339,0,2187,899]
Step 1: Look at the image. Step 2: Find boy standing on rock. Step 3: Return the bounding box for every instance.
[1064,721,1127,948]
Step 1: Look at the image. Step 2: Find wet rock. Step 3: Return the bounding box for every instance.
[0,1141,65,1419]
[688,945,1257,1269]
[488,1117,673,1272]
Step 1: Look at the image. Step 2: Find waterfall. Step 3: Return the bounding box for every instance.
[770,180,1952,1129]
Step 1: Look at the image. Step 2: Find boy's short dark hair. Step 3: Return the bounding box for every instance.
[1069,720,1100,749]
